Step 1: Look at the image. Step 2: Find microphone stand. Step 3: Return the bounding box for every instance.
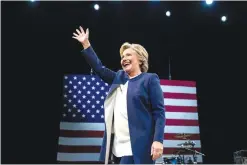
[90,68,94,75]
[184,148,205,164]
[184,148,205,156]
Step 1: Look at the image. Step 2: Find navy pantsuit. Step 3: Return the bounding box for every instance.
[81,46,166,164]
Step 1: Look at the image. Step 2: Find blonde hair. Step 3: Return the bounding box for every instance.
[119,42,149,72]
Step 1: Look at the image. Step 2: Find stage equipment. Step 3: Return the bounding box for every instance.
[233,150,247,164]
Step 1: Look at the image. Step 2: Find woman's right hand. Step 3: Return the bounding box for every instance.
[72,26,90,49]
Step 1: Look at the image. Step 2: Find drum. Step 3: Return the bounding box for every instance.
[163,157,177,164]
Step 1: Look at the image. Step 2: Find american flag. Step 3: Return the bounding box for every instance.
[57,74,202,163]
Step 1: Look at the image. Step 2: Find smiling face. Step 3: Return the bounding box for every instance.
[120,48,141,76]
[119,42,149,76]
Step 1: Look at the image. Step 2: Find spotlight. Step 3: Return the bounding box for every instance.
[94,4,99,10]
[166,11,171,17]
[205,0,213,5]
[221,16,227,22]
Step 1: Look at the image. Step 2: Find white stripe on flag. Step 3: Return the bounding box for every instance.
[158,155,203,163]
[163,140,201,148]
[60,122,200,134]
[60,122,104,131]
[161,85,196,94]
[58,137,102,146]
[164,98,197,107]
[165,126,200,134]
[57,153,203,163]
[58,137,201,148]
[166,112,198,120]
[57,153,100,161]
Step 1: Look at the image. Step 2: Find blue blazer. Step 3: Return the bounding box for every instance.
[81,46,166,164]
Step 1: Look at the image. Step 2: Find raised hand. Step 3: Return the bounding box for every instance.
[72,26,90,49]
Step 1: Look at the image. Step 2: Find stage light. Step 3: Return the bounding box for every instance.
[221,16,227,22]
[166,11,171,17]
[94,4,99,10]
[205,0,213,5]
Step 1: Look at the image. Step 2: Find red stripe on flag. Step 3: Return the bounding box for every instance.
[60,130,104,138]
[160,80,196,87]
[60,131,201,140]
[164,133,201,140]
[165,106,197,112]
[164,93,197,100]
[58,145,201,155]
[166,119,199,126]
[163,148,201,154]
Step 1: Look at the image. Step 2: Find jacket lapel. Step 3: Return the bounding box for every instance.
[108,84,119,96]
[107,71,129,98]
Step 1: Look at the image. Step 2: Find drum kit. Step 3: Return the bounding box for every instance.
[162,133,205,164]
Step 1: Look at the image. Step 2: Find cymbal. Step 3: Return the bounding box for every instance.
[177,140,196,149]
[175,133,192,139]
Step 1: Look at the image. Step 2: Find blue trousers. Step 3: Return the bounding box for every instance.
[112,155,134,164]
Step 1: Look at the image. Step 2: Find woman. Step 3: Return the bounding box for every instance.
[72,26,165,164]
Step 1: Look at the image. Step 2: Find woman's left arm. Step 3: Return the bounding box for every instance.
[149,73,165,143]
[149,73,165,160]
